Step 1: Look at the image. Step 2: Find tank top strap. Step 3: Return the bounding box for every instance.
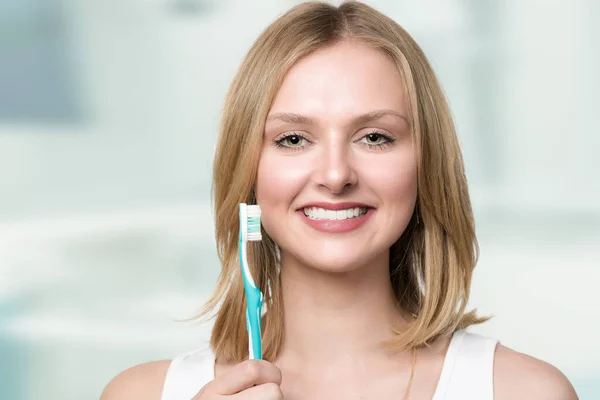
[432,330,499,400]
[161,347,216,400]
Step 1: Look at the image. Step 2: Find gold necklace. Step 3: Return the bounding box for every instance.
[401,347,417,400]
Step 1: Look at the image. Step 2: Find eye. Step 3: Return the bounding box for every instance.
[274,133,310,151]
[359,132,395,149]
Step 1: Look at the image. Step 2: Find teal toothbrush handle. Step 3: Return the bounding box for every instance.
[239,238,263,360]
[244,284,263,360]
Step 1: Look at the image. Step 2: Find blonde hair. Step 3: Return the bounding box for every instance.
[202,0,488,363]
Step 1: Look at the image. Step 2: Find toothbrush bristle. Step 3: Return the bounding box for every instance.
[246,205,262,241]
[247,232,262,241]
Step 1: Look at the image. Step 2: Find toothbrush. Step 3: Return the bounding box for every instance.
[239,203,264,360]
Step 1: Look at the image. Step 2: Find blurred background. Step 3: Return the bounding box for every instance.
[0,0,598,398]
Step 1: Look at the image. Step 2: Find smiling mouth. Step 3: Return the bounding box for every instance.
[302,206,368,221]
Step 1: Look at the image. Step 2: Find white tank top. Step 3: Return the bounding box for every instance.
[162,330,498,400]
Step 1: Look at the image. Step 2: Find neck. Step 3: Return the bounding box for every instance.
[276,250,410,365]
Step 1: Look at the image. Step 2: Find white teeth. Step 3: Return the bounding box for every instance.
[317,208,326,219]
[302,206,368,220]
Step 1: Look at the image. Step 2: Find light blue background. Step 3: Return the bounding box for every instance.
[0,0,598,398]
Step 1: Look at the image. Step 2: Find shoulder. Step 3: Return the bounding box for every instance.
[100,347,215,400]
[100,360,171,400]
[493,344,578,400]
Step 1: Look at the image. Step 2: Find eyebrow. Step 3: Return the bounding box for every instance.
[266,109,410,126]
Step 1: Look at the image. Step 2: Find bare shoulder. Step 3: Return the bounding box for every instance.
[100,360,171,400]
[494,344,579,400]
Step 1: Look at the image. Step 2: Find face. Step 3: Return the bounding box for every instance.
[255,40,417,273]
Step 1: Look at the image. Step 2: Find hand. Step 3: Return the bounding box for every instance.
[193,359,283,399]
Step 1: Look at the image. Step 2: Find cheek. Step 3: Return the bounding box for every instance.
[256,152,311,244]
[255,151,310,211]
[365,153,417,247]
[362,152,418,212]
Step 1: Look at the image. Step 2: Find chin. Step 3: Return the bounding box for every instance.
[295,247,385,274]
[308,260,361,274]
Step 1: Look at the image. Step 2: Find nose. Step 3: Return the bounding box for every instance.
[314,136,358,194]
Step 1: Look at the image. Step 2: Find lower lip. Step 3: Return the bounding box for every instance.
[298,208,375,233]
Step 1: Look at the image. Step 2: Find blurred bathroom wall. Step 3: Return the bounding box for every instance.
[0,0,598,398]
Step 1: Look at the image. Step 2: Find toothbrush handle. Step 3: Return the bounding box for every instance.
[245,287,263,360]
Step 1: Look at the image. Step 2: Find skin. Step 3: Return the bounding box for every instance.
[100,41,579,400]
[254,38,420,398]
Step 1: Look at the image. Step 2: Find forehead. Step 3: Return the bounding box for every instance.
[269,40,407,118]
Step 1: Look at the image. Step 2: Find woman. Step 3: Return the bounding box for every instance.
[101,2,578,399]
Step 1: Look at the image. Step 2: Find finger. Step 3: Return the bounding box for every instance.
[214,359,282,395]
[232,382,284,400]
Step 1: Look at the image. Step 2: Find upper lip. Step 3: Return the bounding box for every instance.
[297,202,374,211]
